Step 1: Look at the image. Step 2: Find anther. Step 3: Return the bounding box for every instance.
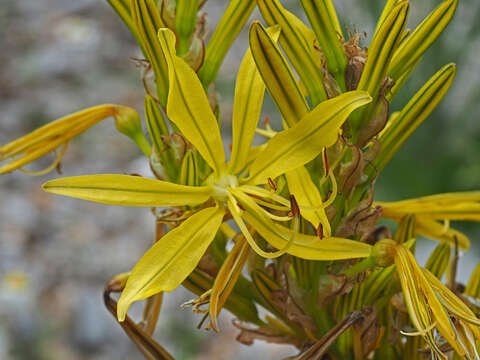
[322,147,330,176]
[268,177,277,191]
[317,224,325,239]
[290,195,300,218]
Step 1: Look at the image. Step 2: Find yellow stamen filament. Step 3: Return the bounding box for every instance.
[255,128,276,138]
[238,185,290,206]
[440,220,450,234]
[19,142,69,176]
[227,195,297,259]
[252,198,291,211]
[400,321,437,336]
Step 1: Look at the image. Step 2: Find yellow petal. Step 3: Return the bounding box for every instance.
[0,105,133,175]
[209,235,250,331]
[157,29,226,174]
[415,217,470,250]
[376,191,480,221]
[228,26,281,175]
[285,166,331,236]
[117,206,225,321]
[42,174,212,207]
[233,189,372,260]
[246,91,371,185]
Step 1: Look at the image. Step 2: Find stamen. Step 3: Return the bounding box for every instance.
[268,177,277,192]
[322,147,330,177]
[239,185,290,206]
[440,220,450,235]
[255,128,276,138]
[19,142,69,176]
[227,197,298,259]
[317,224,324,239]
[400,321,437,336]
[252,198,290,211]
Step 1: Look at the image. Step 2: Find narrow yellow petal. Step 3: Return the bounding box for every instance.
[157,29,226,173]
[285,166,331,236]
[228,26,281,175]
[42,174,212,207]
[234,189,372,260]
[117,206,225,321]
[246,91,371,185]
[0,105,133,175]
[376,191,480,221]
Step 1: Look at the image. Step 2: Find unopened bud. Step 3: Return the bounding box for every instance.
[371,239,397,267]
[114,106,152,157]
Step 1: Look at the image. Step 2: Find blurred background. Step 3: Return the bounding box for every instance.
[0,0,478,359]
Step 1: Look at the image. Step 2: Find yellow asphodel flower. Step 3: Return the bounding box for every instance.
[0,104,151,175]
[387,241,480,359]
[376,191,480,250]
[39,28,372,321]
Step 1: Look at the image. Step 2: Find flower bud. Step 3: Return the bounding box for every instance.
[371,239,397,267]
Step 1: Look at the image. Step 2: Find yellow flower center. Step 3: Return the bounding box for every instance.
[207,173,238,201]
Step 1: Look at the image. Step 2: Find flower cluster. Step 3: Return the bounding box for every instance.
[2,0,479,358]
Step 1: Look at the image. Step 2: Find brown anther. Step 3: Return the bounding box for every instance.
[290,195,300,218]
[129,173,142,177]
[263,115,271,126]
[237,202,246,211]
[267,177,277,191]
[322,147,330,176]
[228,143,233,152]
[317,223,325,239]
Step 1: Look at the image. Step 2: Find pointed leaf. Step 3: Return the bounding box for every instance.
[42,174,212,207]
[249,21,309,128]
[258,0,327,105]
[198,0,256,87]
[158,29,226,173]
[299,0,347,91]
[229,26,280,175]
[131,0,169,107]
[117,206,225,321]
[246,91,371,185]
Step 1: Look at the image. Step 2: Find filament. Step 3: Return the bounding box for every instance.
[19,142,69,176]
[227,196,297,259]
